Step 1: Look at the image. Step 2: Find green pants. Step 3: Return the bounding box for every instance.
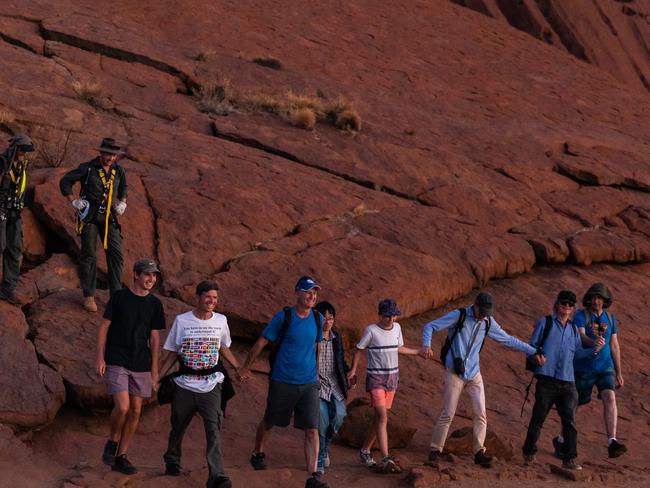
[0,211,22,292]
[79,214,123,297]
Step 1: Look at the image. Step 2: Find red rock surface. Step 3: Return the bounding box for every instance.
[0,0,649,486]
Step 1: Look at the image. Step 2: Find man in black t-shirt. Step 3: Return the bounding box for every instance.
[96,257,165,475]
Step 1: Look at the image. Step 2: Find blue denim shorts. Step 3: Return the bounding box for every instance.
[575,370,615,405]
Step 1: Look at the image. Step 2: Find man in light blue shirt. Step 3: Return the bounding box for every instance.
[522,290,603,471]
[420,292,538,468]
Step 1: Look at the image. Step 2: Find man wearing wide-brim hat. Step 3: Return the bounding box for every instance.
[59,137,128,312]
[0,133,36,305]
[553,282,627,459]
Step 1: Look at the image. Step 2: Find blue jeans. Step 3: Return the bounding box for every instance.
[318,397,347,469]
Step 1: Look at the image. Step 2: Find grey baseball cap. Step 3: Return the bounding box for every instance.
[133,258,160,274]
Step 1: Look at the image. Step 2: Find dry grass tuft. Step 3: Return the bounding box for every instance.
[290,108,317,130]
[195,78,234,115]
[239,93,285,114]
[252,56,283,70]
[194,48,215,62]
[34,129,72,168]
[285,91,324,114]
[72,81,109,109]
[335,109,362,131]
[325,95,354,118]
[0,110,16,126]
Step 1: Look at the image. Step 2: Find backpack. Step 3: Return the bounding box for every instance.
[268,307,322,375]
[439,307,491,364]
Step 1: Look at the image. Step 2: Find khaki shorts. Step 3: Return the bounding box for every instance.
[106,365,152,397]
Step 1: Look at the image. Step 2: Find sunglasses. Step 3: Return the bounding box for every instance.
[558,300,575,307]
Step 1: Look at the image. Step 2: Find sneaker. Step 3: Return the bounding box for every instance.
[212,476,233,488]
[380,456,402,474]
[165,462,181,476]
[0,288,22,305]
[428,449,454,464]
[523,453,536,466]
[562,459,583,470]
[359,449,376,467]
[608,440,627,458]
[101,440,118,465]
[112,454,137,475]
[323,453,330,468]
[474,449,493,468]
[250,452,266,470]
[552,436,565,459]
[305,473,328,488]
[84,296,98,312]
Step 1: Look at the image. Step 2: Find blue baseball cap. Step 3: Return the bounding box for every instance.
[378,298,401,317]
[295,276,321,292]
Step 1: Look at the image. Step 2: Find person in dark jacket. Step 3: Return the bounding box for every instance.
[0,134,35,305]
[59,137,127,312]
[314,301,350,474]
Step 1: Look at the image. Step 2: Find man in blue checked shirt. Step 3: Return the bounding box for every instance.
[420,292,538,468]
[521,290,604,471]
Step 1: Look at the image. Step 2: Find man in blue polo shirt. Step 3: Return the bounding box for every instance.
[522,290,603,470]
[238,276,326,488]
[554,283,626,459]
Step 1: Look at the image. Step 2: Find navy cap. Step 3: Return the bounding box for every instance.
[475,292,493,316]
[556,290,577,305]
[133,257,160,274]
[378,298,401,317]
[295,276,320,292]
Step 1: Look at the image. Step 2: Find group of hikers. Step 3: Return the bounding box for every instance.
[0,134,626,488]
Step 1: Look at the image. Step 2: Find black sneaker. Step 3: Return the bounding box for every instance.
[608,440,627,458]
[165,462,181,476]
[305,473,328,488]
[112,454,137,475]
[474,449,493,468]
[102,440,118,465]
[552,437,565,459]
[562,459,582,470]
[0,288,22,305]
[250,452,266,470]
[428,449,455,464]
[212,476,233,488]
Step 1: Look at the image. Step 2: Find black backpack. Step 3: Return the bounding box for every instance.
[268,307,322,374]
[439,308,491,363]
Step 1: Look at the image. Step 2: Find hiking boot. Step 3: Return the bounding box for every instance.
[211,476,233,488]
[523,453,536,466]
[84,296,98,313]
[359,449,376,467]
[380,456,402,474]
[474,449,493,468]
[165,462,181,476]
[112,454,137,475]
[305,473,328,488]
[250,452,266,470]
[552,436,565,459]
[608,440,627,458]
[101,440,118,466]
[562,459,582,470]
[428,449,454,464]
[0,288,22,305]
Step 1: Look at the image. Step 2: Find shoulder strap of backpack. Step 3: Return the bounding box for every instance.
[479,316,492,352]
[312,308,322,335]
[448,307,467,345]
[275,306,293,346]
[537,315,554,351]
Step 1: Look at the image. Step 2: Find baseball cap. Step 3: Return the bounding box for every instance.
[133,258,160,274]
[556,290,577,305]
[378,298,401,317]
[295,276,320,292]
[475,292,493,316]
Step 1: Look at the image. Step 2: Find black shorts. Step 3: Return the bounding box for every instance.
[264,380,320,429]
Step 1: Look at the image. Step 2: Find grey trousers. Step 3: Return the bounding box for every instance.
[164,384,225,484]
[0,213,22,292]
[79,215,123,297]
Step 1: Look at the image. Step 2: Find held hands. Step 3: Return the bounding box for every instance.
[114,201,127,216]
[420,346,434,359]
[71,198,89,211]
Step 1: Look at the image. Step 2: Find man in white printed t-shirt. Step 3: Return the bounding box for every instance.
[162,280,241,488]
